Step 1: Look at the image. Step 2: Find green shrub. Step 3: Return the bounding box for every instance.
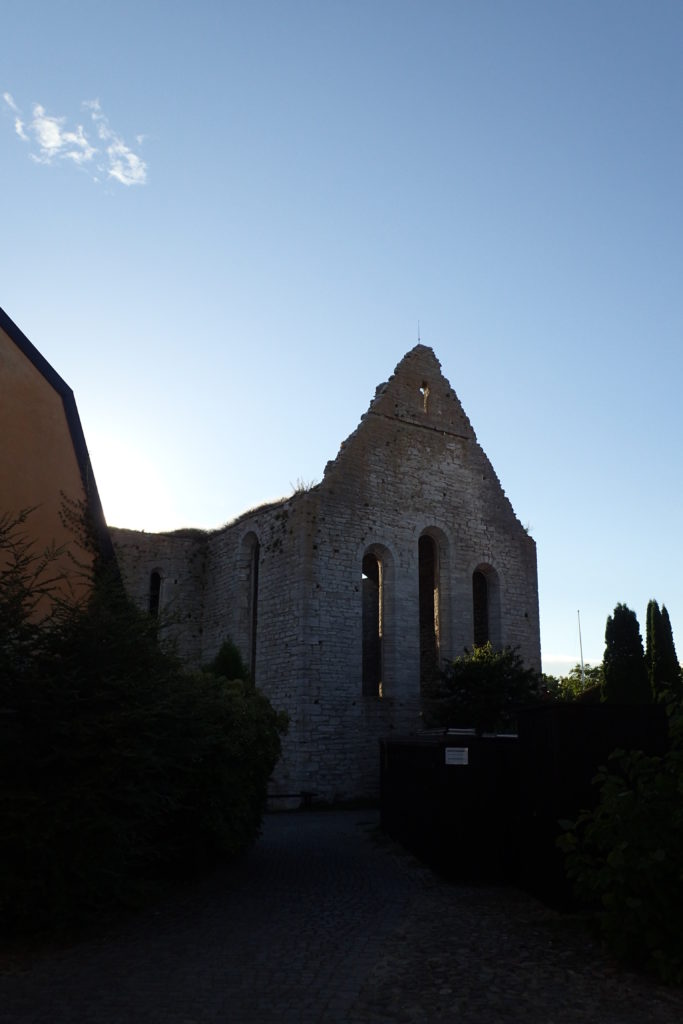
[0,511,286,932]
[554,663,605,702]
[205,637,251,682]
[422,643,542,733]
[559,719,683,982]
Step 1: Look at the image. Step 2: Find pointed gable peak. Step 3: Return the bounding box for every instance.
[404,341,438,358]
[367,343,475,440]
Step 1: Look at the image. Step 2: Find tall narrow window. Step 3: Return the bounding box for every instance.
[249,540,260,680]
[362,552,382,696]
[472,570,489,646]
[419,535,439,686]
[149,571,161,617]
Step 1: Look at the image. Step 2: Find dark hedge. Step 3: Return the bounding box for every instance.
[0,510,286,933]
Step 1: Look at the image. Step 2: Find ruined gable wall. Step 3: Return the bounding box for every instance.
[109,345,540,804]
[286,345,540,800]
[356,344,540,669]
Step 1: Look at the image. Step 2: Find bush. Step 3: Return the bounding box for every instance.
[422,643,542,733]
[560,714,683,982]
[0,511,286,932]
[205,637,251,682]
[547,663,604,702]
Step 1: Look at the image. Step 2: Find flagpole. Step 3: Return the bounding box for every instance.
[578,610,585,688]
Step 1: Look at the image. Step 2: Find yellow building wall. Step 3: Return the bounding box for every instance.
[0,324,94,606]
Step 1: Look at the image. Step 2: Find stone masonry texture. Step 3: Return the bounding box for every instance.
[111,346,541,801]
[2,811,682,1024]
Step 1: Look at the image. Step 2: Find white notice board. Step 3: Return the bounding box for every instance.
[445,747,469,766]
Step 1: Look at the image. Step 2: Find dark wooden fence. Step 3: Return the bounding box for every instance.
[380,704,669,906]
[515,703,669,906]
[380,731,521,881]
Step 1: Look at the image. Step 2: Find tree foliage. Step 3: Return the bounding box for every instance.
[560,710,683,983]
[646,599,682,704]
[602,603,651,703]
[560,604,683,981]
[206,637,252,683]
[542,663,604,703]
[422,643,542,733]
[0,509,286,933]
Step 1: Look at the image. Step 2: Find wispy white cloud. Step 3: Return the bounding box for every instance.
[107,140,147,186]
[28,103,97,165]
[3,92,27,140]
[84,99,147,185]
[3,93,147,186]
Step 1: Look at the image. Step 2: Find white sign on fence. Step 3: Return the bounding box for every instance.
[445,747,469,766]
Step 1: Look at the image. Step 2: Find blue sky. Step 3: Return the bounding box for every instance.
[3,0,682,676]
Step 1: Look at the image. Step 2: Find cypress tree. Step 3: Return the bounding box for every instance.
[659,604,682,702]
[602,603,650,703]
[646,599,682,702]
[646,599,663,699]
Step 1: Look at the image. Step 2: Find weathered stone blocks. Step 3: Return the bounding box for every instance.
[112,345,540,801]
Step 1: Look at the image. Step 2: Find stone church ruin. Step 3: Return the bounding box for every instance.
[112,345,540,802]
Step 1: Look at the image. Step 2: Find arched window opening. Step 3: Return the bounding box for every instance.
[149,571,161,617]
[419,535,439,686]
[472,570,489,647]
[249,540,260,680]
[362,552,382,696]
[472,564,501,649]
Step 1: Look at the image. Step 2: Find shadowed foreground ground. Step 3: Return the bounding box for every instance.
[1,810,681,1023]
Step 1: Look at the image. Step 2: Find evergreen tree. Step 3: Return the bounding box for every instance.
[646,599,663,698]
[651,598,679,704]
[646,599,682,703]
[659,605,681,702]
[602,603,650,703]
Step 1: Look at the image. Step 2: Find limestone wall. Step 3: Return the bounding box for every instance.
[264,346,540,801]
[110,528,207,665]
[111,344,540,803]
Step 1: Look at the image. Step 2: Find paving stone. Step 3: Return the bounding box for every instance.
[1,811,682,1024]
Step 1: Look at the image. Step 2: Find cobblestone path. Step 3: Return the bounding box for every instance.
[2,810,682,1023]
[0,812,418,1023]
